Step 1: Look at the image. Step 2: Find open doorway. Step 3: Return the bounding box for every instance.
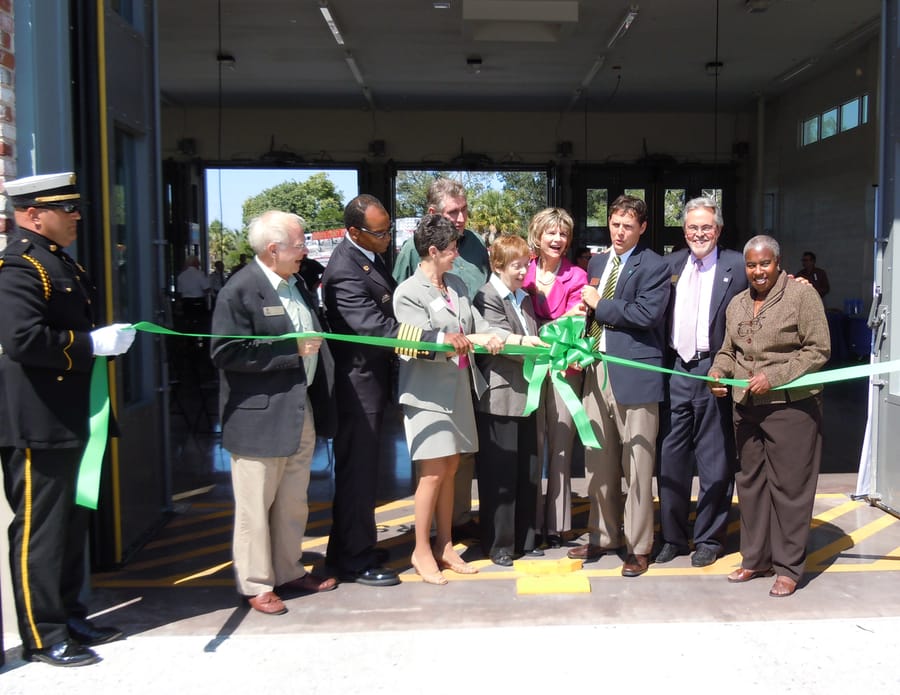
[204,166,360,273]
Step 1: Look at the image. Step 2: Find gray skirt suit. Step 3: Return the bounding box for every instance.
[394,268,490,460]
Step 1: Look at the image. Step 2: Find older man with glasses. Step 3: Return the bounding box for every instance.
[655,197,747,569]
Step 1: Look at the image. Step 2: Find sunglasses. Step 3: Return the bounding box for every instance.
[356,224,393,240]
[41,202,80,214]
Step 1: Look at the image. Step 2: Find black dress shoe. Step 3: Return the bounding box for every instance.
[492,552,515,567]
[690,545,720,568]
[654,542,690,564]
[522,547,545,557]
[24,639,100,667]
[338,566,401,587]
[545,534,562,549]
[67,617,124,646]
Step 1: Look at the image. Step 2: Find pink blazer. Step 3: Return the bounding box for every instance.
[523,257,588,326]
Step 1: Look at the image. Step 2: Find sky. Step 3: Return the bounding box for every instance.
[205,168,359,230]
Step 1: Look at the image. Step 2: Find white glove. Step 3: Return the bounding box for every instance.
[90,323,137,356]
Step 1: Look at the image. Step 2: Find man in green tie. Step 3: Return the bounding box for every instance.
[568,195,670,578]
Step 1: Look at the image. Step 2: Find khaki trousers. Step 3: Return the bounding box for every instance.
[583,367,658,555]
[230,399,317,596]
[535,370,583,535]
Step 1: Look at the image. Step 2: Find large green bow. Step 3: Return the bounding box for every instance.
[522,315,601,449]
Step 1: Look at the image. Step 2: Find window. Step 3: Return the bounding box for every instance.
[802,116,819,146]
[701,188,723,208]
[624,188,646,201]
[586,188,608,227]
[821,108,838,139]
[841,98,860,132]
[663,189,685,227]
[800,94,869,147]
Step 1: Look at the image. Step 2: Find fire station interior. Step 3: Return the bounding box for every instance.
[4,0,900,670]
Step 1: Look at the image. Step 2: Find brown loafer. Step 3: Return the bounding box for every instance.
[621,553,649,577]
[727,567,775,583]
[566,543,608,561]
[247,591,287,615]
[276,573,338,594]
[769,575,798,597]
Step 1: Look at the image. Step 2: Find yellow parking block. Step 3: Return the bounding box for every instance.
[517,574,591,594]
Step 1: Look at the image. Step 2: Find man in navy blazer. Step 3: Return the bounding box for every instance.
[211,211,338,615]
[569,195,670,577]
[655,197,748,567]
[321,194,465,587]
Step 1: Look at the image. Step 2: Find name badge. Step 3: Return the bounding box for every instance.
[429,296,447,312]
[381,293,392,304]
[263,305,286,316]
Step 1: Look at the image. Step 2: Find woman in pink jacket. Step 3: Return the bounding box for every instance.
[522,208,587,548]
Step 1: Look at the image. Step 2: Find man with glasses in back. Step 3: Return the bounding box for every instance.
[0,172,135,666]
[392,178,490,538]
[322,194,469,586]
[655,197,747,568]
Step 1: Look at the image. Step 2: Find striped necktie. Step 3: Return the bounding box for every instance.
[589,255,621,346]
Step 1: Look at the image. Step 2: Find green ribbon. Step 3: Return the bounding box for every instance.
[77,358,111,509]
[75,319,900,509]
[521,316,601,449]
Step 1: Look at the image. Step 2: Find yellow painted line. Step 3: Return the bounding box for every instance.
[806,514,899,568]
[124,542,232,571]
[809,499,870,526]
[166,510,234,529]
[174,561,233,584]
[145,523,233,550]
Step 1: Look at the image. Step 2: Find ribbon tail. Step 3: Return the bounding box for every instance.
[522,358,550,416]
[76,358,112,509]
[550,371,601,449]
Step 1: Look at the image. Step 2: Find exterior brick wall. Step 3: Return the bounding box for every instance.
[0,0,13,238]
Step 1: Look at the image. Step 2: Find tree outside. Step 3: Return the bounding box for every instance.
[395,169,548,241]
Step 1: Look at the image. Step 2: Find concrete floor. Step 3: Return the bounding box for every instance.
[3,369,900,692]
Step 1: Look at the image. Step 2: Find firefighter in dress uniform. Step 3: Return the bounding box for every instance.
[0,172,135,667]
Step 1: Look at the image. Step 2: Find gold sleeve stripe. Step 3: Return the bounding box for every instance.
[21,448,43,649]
[21,254,52,301]
[395,322,424,358]
[62,330,75,371]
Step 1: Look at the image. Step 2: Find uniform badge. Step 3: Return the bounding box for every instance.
[263,305,286,316]
[381,293,391,304]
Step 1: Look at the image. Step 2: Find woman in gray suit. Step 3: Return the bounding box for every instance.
[394,214,504,584]
[474,234,547,566]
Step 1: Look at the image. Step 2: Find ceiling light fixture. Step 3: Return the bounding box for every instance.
[344,52,376,111]
[580,56,606,88]
[705,60,723,77]
[345,52,365,86]
[832,18,880,52]
[744,0,771,13]
[217,52,236,71]
[433,1,451,8]
[607,5,639,50]
[777,58,817,83]
[566,56,606,110]
[319,1,345,46]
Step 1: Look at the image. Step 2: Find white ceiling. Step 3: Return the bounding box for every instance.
[157,0,882,113]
